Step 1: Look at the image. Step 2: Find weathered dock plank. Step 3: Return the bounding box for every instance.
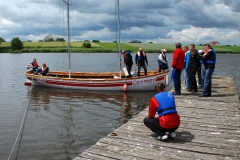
[74,76,240,160]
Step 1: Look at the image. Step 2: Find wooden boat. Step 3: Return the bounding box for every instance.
[25,0,169,91]
[25,70,168,91]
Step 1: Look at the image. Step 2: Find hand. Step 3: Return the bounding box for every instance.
[136,64,138,66]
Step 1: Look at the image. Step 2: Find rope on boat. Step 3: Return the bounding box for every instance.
[8,78,33,160]
[148,64,158,70]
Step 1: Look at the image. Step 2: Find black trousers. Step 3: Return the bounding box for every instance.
[137,63,147,76]
[126,65,132,77]
[143,117,178,136]
[189,68,197,91]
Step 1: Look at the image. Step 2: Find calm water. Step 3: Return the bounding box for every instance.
[0,53,239,160]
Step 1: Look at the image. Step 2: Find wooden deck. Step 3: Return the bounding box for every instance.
[74,76,240,160]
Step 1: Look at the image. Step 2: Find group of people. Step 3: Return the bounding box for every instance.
[144,42,216,141]
[122,47,170,77]
[171,42,216,97]
[27,58,49,76]
[121,48,148,77]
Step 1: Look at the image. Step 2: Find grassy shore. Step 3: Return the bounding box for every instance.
[0,42,239,53]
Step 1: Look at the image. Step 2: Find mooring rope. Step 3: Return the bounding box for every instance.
[8,79,33,160]
[148,64,158,70]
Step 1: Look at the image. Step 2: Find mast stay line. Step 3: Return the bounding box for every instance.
[63,0,71,78]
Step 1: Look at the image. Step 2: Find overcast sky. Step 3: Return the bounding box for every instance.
[1,0,240,45]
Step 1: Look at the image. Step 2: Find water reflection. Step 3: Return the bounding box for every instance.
[17,86,152,159]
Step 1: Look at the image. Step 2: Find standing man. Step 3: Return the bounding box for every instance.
[122,50,133,77]
[200,43,216,97]
[171,43,185,95]
[183,45,190,89]
[187,44,200,92]
[135,48,148,76]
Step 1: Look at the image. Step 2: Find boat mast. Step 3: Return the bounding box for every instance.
[117,0,122,78]
[63,0,71,78]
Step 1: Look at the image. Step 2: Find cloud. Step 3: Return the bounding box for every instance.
[0,0,239,45]
[166,26,240,45]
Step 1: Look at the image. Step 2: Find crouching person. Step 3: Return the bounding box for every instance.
[143,82,180,140]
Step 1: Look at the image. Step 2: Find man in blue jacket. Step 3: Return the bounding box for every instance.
[183,45,190,89]
[122,50,133,77]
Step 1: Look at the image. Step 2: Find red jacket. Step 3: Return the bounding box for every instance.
[148,96,180,129]
[171,48,185,69]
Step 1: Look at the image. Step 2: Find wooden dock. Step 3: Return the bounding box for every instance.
[74,76,240,160]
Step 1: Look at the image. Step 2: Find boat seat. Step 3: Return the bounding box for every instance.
[84,72,100,77]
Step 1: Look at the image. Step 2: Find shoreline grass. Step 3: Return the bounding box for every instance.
[0,42,239,53]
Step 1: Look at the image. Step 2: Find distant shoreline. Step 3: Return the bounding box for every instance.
[0,42,239,53]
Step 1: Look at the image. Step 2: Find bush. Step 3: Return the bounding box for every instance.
[129,40,141,43]
[92,40,100,43]
[11,37,23,50]
[82,42,91,48]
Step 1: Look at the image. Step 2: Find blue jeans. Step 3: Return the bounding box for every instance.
[184,69,190,89]
[201,64,205,88]
[202,68,214,96]
[173,69,182,94]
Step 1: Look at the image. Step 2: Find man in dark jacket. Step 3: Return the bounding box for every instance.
[122,50,133,77]
[200,43,216,97]
[187,44,200,92]
[135,48,148,76]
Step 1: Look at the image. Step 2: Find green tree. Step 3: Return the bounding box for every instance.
[44,34,55,42]
[11,37,23,50]
[56,38,65,42]
[0,37,5,42]
[82,42,91,48]
[92,40,100,43]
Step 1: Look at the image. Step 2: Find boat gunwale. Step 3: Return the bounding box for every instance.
[25,70,167,82]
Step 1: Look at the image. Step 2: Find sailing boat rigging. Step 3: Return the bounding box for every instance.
[25,0,169,91]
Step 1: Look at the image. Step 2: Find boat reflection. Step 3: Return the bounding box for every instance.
[21,86,154,159]
[27,86,154,123]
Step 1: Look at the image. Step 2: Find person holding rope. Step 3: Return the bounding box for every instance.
[135,47,148,76]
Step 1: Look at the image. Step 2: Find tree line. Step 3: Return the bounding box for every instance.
[0,35,94,51]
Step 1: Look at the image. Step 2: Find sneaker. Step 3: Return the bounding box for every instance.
[156,135,168,140]
[172,92,181,95]
[169,132,176,138]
